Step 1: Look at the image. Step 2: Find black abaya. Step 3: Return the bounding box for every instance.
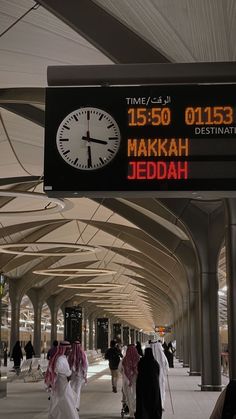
[136,349,162,419]
[221,379,236,418]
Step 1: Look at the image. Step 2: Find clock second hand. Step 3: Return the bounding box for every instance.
[82,136,107,145]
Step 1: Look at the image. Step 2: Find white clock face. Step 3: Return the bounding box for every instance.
[56,107,121,170]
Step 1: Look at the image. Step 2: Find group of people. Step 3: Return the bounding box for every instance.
[45,340,88,419]
[11,340,35,370]
[105,339,169,419]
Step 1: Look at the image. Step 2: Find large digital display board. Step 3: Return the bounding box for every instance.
[44,84,236,196]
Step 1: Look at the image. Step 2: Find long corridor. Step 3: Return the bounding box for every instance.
[0,360,228,419]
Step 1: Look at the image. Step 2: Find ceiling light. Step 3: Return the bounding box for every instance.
[76,293,129,298]
[33,268,116,277]
[58,283,122,289]
[107,309,141,312]
[0,190,71,216]
[0,242,97,256]
[97,305,137,308]
[88,300,134,303]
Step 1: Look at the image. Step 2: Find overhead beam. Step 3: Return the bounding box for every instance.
[0,176,40,186]
[1,104,44,127]
[0,88,45,104]
[47,61,236,86]
[37,0,169,64]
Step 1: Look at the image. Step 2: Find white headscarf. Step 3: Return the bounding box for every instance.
[149,341,169,409]
[149,341,169,373]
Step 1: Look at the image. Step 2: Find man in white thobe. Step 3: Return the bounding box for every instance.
[69,341,88,411]
[149,341,169,410]
[46,341,78,419]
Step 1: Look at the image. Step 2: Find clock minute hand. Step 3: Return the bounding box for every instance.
[82,136,107,145]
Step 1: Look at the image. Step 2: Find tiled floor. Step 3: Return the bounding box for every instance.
[0,360,229,419]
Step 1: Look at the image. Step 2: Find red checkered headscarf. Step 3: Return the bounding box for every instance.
[122,345,140,386]
[68,341,87,382]
[45,341,71,389]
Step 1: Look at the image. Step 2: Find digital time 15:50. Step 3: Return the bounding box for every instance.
[128,107,171,126]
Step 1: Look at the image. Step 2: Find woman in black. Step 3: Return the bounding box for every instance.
[136,341,143,357]
[24,340,35,359]
[136,347,162,419]
[210,379,236,419]
[11,341,23,371]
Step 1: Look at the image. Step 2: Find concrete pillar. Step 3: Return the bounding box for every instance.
[175,320,180,359]
[47,298,58,344]
[51,308,58,343]
[94,318,98,349]
[189,290,201,375]
[178,316,184,362]
[200,272,221,389]
[83,309,87,349]
[88,316,94,350]
[183,301,190,367]
[33,302,42,357]
[224,199,236,379]
[9,283,21,353]
[26,290,43,358]
[160,199,224,390]
[174,241,201,374]
[182,201,224,391]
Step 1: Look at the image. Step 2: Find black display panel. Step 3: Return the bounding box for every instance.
[112,323,121,342]
[97,318,109,353]
[44,84,236,196]
[64,307,82,343]
[123,326,130,346]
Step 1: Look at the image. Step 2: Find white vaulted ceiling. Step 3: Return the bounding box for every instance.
[0,0,230,331]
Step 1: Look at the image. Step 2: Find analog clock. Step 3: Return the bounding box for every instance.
[56,107,121,170]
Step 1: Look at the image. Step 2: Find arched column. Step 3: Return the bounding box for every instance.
[178,315,184,362]
[27,289,43,357]
[182,300,190,367]
[33,303,42,357]
[177,200,224,390]
[47,297,58,344]
[189,290,201,375]
[9,282,21,353]
[224,199,236,379]
[88,314,95,350]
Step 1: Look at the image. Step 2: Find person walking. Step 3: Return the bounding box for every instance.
[149,340,169,410]
[24,340,35,359]
[210,379,236,419]
[11,340,23,371]
[136,347,162,419]
[68,341,88,412]
[119,344,140,419]
[45,341,78,419]
[167,342,175,368]
[105,339,123,393]
[136,341,143,357]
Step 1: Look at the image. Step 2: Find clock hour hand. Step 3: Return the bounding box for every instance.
[82,136,107,145]
[87,145,92,168]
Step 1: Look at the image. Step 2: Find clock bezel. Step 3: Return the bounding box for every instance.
[56,106,121,171]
